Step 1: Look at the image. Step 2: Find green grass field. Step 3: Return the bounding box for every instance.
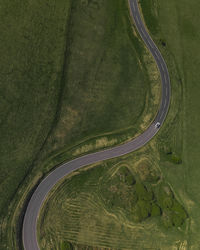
[38,146,187,249]
[37,0,160,167]
[0,1,72,248]
[37,0,200,249]
[0,0,159,249]
[140,0,200,248]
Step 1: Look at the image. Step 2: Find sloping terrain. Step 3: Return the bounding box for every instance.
[0,0,159,248]
[38,147,187,249]
[37,0,200,248]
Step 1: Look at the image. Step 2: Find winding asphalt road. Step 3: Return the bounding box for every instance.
[22,0,171,249]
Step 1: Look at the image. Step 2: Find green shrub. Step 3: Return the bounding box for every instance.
[161,200,187,228]
[118,167,136,185]
[135,200,152,221]
[155,183,187,228]
[130,190,138,205]
[156,184,173,208]
[125,174,136,185]
[172,214,183,227]
[162,214,173,228]
[61,241,74,250]
[171,200,187,219]
[171,155,182,164]
[163,197,173,209]
[151,203,161,217]
[135,183,153,201]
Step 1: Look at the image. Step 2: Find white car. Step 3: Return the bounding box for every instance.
[155,122,161,128]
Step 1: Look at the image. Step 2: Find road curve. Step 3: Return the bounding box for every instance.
[23,0,170,249]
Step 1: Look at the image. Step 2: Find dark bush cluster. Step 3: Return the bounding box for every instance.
[101,166,187,228]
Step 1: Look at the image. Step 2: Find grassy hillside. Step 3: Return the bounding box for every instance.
[37,0,200,249]
[38,146,187,249]
[36,0,160,168]
[0,0,159,249]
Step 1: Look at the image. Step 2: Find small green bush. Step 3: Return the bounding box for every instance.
[125,174,136,185]
[162,214,173,228]
[135,183,153,201]
[130,190,138,205]
[61,241,74,250]
[151,203,161,217]
[171,155,182,164]
[163,197,173,209]
[135,200,152,221]
[156,184,173,208]
[172,214,183,227]
[171,200,187,219]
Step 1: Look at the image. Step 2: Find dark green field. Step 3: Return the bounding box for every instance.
[0,0,159,249]
[0,1,71,248]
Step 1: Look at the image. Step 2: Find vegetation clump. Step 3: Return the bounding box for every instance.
[60,241,74,250]
[164,148,182,164]
[171,154,182,164]
[60,241,97,250]
[136,164,160,183]
[101,166,187,228]
[151,203,161,217]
